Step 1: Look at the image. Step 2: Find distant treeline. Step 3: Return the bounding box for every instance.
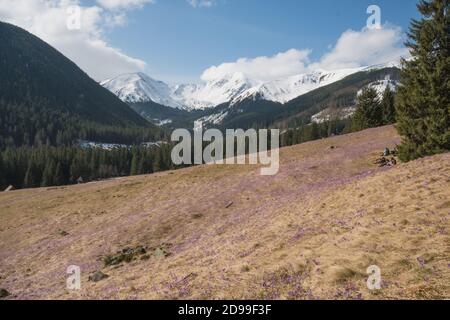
[0,144,176,190]
[0,101,167,149]
[280,119,351,147]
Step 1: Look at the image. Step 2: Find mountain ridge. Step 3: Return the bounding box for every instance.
[101,61,401,111]
[119,66,401,130]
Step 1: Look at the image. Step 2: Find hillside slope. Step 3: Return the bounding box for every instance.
[0,22,160,148]
[0,126,448,300]
[0,22,149,127]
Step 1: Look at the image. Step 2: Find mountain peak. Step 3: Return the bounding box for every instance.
[101,72,185,109]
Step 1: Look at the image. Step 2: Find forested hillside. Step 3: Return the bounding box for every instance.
[0,22,173,190]
[0,21,163,149]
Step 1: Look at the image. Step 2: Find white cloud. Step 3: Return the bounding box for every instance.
[0,0,152,81]
[97,0,154,10]
[201,25,410,83]
[311,25,409,70]
[0,1,410,85]
[201,49,311,83]
[188,0,217,8]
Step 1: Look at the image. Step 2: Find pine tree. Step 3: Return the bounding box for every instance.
[23,162,39,188]
[352,87,382,130]
[130,150,139,176]
[310,122,320,140]
[54,162,64,186]
[0,153,5,189]
[70,158,82,183]
[41,160,55,187]
[381,86,396,124]
[152,149,161,173]
[395,0,450,161]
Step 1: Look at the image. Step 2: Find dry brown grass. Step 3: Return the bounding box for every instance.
[0,125,448,300]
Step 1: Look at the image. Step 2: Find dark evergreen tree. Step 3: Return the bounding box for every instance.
[24,161,40,188]
[54,162,64,186]
[130,150,139,176]
[381,86,396,124]
[352,87,382,130]
[153,148,165,172]
[41,160,56,187]
[395,0,450,161]
[0,154,4,188]
[310,122,320,140]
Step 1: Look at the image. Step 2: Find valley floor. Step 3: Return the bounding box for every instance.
[0,125,449,300]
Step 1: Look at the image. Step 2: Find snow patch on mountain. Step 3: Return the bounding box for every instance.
[311,107,356,124]
[361,59,402,72]
[194,111,229,130]
[154,119,173,126]
[79,140,167,150]
[170,83,209,109]
[357,75,399,98]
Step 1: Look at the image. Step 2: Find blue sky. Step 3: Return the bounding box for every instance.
[0,0,420,83]
[101,0,420,83]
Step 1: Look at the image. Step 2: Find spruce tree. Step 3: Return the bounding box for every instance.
[381,86,396,124]
[395,0,449,161]
[54,162,64,186]
[152,149,161,173]
[23,162,39,188]
[41,160,55,187]
[310,122,320,140]
[352,87,382,130]
[0,154,4,189]
[130,150,139,176]
[70,158,82,183]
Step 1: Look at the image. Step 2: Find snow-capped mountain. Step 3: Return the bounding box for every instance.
[101,60,401,111]
[230,67,365,105]
[101,69,360,110]
[100,73,185,109]
[231,61,401,105]
[171,72,253,110]
[101,72,254,110]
